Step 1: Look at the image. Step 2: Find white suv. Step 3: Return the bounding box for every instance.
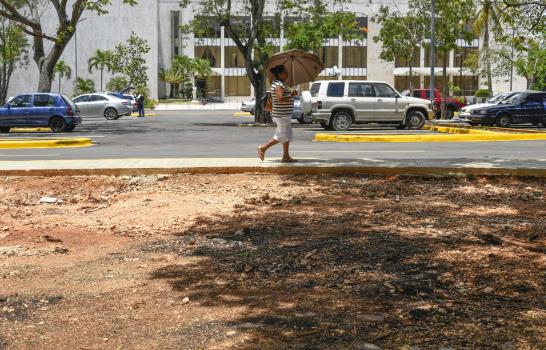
[302,80,434,131]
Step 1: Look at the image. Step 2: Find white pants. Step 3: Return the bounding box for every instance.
[273,117,293,144]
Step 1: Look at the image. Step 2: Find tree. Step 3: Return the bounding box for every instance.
[159,68,184,98]
[106,76,130,92]
[372,2,428,94]
[192,58,212,98]
[0,6,28,104]
[0,0,137,92]
[181,0,360,123]
[110,33,150,93]
[473,0,503,97]
[88,49,113,92]
[414,0,475,118]
[54,60,71,93]
[74,77,95,96]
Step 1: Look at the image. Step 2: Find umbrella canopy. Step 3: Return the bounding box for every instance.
[265,49,325,87]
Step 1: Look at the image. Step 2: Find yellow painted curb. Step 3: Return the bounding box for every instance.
[234,112,252,117]
[314,133,546,143]
[0,138,93,149]
[423,124,498,134]
[10,128,52,133]
[130,113,157,117]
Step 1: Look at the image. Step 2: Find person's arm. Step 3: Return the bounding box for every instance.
[275,86,298,103]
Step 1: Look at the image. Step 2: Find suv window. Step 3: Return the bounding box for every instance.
[349,83,374,97]
[327,82,345,97]
[10,95,32,107]
[310,83,321,97]
[33,94,56,107]
[90,95,108,102]
[373,83,398,98]
[412,91,421,98]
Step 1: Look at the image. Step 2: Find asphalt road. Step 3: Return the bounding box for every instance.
[1,110,546,162]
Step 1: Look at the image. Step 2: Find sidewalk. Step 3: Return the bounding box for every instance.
[155,102,240,111]
[1,157,546,177]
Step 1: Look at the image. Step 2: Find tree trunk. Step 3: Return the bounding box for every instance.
[100,68,103,91]
[484,21,493,97]
[58,77,61,93]
[252,76,269,124]
[409,64,414,94]
[441,50,448,119]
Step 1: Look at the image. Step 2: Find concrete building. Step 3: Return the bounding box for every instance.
[7,0,527,100]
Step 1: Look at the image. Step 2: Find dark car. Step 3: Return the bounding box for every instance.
[466,91,546,127]
[0,93,82,133]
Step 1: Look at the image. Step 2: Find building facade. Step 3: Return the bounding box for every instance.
[6,0,527,100]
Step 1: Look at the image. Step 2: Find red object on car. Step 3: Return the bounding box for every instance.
[406,89,467,118]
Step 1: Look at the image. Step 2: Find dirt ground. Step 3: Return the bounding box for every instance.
[0,174,544,350]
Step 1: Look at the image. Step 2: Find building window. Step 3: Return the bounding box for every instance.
[453,76,478,96]
[343,46,367,68]
[226,76,251,96]
[262,16,281,38]
[395,47,420,68]
[195,46,221,68]
[204,75,221,97]
[315,46,339,68]
[395,76,421,92]
[225,16,251,39]
[354,17,368,38]
[424,47,447,67]
[225,47,245,68]
[454,47,479,68]
[423,76,445,91]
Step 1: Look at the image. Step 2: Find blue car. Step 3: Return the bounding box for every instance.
[467,91,546,127]
[0,93,81,133]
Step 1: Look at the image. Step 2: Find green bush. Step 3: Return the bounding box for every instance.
[144,98,158,109]
[73,77,95,96]
[106,76,130,92]
[474,89,490,98]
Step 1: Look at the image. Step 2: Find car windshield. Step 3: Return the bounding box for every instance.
[488,94,505,103]
[503,93,524,104]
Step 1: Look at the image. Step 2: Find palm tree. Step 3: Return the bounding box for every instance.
[473,0,502,97]
[54,61,72,93]
[192,58,212,99]
[88,49,113,92]
[159,68,184,98]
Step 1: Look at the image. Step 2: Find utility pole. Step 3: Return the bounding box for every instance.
[430,0,436,107]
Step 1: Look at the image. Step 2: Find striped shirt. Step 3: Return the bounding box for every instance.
[271,80,294,118]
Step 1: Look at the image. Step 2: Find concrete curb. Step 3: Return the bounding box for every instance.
[423,124,498,134]
[9,128,52,133]
[2,165,546,178]
[0,138,93,149]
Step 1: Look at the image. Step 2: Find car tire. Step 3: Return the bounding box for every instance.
[405,110,426,130]
[496,114,512,128]
[468,122,480,127]
[49,116,67,133]
[104,108,118,120]
[65,125,76,132]
[330,111,352,131]
[0,127,10,133]
[298,113,313,124]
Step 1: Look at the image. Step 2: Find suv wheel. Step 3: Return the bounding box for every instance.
[330,111,352,131]
[49,116,67,133]
[0,127,10,133]
[496,114,512,128]
[104,108,118,120]
[298,113,313,124]
[405,111,426,130]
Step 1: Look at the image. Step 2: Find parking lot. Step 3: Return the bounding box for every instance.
[1,110,546,163]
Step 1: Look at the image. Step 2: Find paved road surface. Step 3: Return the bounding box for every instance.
[1,111,545,162]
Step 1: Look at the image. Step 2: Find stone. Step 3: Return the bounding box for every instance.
[211,238,227,245]
[182,297,190,304]
[500,342,516,350]
[40,196,63,204]
[358,343,382,350]
[360,314,385,322]
[483,287,494,294]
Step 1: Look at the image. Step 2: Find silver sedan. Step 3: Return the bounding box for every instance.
[73,93,133,120]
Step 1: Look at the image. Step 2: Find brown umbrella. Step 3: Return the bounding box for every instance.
[265,49,325,87]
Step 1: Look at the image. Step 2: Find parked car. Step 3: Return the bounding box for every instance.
[402,88,466,119]
[106,92,138,112]
[458,92,520,120]
[305,80,434,131]
[0,93,81,133]
[73,93,132,120]
[240,96,313,124]
[466,91,546,127]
